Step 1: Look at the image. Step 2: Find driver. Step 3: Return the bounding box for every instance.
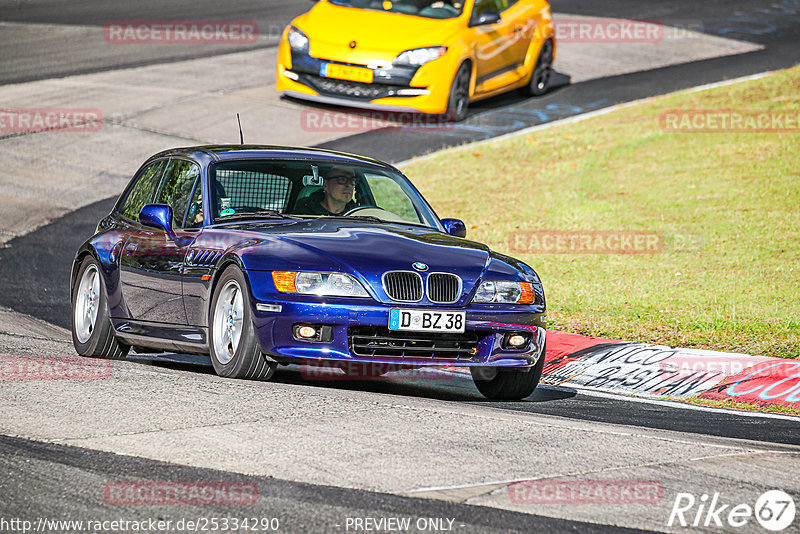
[295,165,358,216]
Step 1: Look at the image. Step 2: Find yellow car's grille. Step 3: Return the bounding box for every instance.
[300,74,411,100]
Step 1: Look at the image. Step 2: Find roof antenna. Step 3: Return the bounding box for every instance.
[236,113,244,145]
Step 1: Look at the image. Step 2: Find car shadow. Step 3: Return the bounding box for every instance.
[280,69,571,129]
[126,352,575,403]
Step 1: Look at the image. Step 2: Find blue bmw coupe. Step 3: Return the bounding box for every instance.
[70,146,547,399]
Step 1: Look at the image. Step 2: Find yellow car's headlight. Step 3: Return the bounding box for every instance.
[394,46,447,66]
[287,26,310,53]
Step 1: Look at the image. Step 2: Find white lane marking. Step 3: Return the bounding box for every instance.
[689,450,798,462]
[405,450,800,494]
[406,450,799,495]
[395,71,774,169]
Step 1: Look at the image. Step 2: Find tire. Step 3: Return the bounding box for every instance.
[71,256,130,359]
[446,62,471,122]
[209,266,276,380]
[523,39,553,97]
[470,345,546,400]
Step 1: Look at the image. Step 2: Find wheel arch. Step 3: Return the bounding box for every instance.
[522,34,554,84]
[70,246,100,298]
[206,254,253,321]
[461,57,476,98]
[206,254,272,360]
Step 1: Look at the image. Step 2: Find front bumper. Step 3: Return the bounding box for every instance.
[251,297,546,369]
[276,44,457,115]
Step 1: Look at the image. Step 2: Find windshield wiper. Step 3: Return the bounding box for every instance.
[216,210,302,222]
[324,215,386,223]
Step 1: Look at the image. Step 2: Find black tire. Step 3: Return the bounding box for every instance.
[446,62,471,122]
[71,256,130,359]
[523,39,553,97]
[471,345,546,400]
[209,266,276,380]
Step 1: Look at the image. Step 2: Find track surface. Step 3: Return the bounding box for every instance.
[2,0,797,84]
[0,0,306,84]
[2,435,634,534]
[2,189,800,448]
[2,1,800,531]
[0,0,797,442]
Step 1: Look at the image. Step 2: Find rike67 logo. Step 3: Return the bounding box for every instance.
[668,490,796,531]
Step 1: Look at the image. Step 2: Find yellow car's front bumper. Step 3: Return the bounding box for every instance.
[276,40,461,115]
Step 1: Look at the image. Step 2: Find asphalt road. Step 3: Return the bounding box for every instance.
[0,0,305,84]
[2,435,633,534]
[2,0,797,85]
[4,195,800,454]
[0,0,797,441]
[2,1,799,531]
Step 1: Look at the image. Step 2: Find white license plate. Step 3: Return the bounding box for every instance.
[388,309,466,333]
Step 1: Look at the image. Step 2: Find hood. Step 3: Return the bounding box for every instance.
[297,2,462,60]
[212,220,534,305]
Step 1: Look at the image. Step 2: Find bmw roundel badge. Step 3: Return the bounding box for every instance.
[412,262,429,271]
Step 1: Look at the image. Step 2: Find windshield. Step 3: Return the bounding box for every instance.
[209,160,441,229]
[329,0,464,19]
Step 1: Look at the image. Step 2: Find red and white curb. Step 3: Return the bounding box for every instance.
[544,331,799,412]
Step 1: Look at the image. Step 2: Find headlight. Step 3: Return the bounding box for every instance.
[272,271,369,298]
[394,46,447,66]
[472,281,534,304]
[287,26,309,53]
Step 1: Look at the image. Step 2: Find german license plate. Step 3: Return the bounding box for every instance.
[388,309,466,333]
[320,62,374,83]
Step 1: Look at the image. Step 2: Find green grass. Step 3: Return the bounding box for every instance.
[403,66,800,358]
[676,397,800,417]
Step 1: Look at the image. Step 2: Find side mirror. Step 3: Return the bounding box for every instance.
[469,11,501,27]
[139,204,175,239]
[441,218,467,238]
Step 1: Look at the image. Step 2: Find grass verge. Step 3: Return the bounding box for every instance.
[677,397,800,417]
[403,66,800,358]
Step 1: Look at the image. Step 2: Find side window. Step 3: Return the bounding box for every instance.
[184,179,204,228]
[473,0,500,15]
[117,160,167,221]
[154,159,201,229]
[364,173,420,223]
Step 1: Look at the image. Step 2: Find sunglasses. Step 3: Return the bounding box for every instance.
[328,175,356,185]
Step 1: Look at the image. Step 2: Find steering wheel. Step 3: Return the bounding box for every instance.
[342,205,378,216]
[342,206,409,223]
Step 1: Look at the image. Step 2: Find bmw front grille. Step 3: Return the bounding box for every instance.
[382,271,462,303]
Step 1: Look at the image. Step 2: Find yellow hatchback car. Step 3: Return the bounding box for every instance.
[276,0,555,121]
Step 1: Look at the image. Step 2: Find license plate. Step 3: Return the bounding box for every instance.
[388,309,466,333]
[320,62,374,83]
